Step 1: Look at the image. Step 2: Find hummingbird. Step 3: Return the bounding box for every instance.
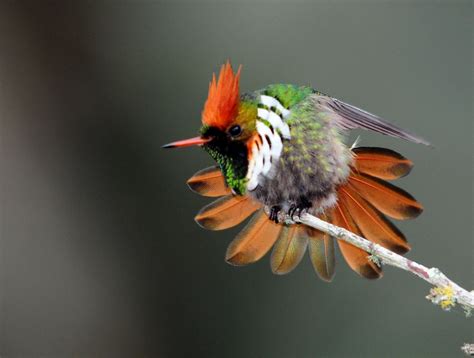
[163,62,428,280]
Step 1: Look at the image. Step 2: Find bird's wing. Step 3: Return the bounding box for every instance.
[313,95,430,146]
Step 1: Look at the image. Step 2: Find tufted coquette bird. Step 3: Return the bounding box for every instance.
[163,62,428,281]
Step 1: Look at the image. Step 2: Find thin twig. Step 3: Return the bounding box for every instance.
[296,213,474,314]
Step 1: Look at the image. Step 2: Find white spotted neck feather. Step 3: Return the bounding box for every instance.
[246,95,291,191]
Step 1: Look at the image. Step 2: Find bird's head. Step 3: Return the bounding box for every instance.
[163,62,258,194]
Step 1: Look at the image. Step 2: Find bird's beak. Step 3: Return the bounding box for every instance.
[162,136,211,149]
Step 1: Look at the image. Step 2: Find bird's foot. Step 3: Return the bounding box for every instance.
[288,205,304,222]
[288,200,312,222]
[268,200,312,224]
[269,205,282,223]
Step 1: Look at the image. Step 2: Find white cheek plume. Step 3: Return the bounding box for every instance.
[246,95,292,192]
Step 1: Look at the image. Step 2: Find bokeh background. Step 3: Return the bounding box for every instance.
[0,1,472,357]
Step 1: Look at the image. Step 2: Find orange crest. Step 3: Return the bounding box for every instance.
[202,61,242,130]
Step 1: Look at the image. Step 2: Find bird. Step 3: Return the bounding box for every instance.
[163,61,429,281]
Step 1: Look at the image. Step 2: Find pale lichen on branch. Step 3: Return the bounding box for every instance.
[294,212,474,315]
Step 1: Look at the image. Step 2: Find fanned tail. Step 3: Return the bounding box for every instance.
[188,145,423,280]
[326,146,423,278]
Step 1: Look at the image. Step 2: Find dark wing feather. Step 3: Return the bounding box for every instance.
[316,95,430,146]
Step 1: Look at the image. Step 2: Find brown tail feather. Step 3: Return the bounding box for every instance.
[348,172,423,220]
[352,147,413,180]
[307,213,336,282]
[271,225,308,275]
[187,166,231,197]
[326,146,423,279]
[339,186,410,254]
[195,195,261,230]
[333,202,383,279]
[226,209,282,266]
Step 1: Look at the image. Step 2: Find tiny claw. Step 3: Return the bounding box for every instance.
[289,200,312,222]
[291,208,303,221]
[288,205,297,219]
[269,206,281,223]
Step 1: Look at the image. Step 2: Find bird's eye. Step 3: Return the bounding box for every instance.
[229,125,242,137]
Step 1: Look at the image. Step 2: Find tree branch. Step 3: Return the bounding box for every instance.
[296,212,474,314]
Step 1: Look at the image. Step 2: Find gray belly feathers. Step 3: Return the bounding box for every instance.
[248,94,352,213]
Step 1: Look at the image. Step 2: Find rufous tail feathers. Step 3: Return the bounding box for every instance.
[187,147,423,280]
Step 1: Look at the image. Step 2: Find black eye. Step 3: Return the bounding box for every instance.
[229,125,242,137]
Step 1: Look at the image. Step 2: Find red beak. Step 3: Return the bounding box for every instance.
[162,136,211,149]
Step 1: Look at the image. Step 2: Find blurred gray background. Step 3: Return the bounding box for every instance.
[0,1,472,357]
